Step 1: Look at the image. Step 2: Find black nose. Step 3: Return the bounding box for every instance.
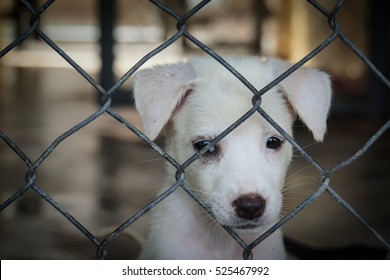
[233,194,266,220]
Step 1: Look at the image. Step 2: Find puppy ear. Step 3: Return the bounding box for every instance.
[133,62,196,140]
[267,58,332,142]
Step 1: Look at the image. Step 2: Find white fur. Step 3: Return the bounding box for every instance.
[133,56,331,259]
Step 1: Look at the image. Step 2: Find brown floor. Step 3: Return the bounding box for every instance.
[0,65,389,259]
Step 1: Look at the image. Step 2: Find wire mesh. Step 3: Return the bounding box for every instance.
[0,0,389,260]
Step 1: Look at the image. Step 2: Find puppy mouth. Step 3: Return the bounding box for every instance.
[211,208,266,231]
[229,220,264,230]
[234,224,259,230]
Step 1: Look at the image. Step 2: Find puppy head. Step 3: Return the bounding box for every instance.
[133,57,331,231]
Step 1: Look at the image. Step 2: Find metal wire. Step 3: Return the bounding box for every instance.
[0,0,389,260]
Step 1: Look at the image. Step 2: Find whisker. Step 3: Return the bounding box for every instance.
[283,182,316,193]
[285,166,315,182]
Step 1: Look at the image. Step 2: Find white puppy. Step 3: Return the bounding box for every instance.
[133,56,331,259]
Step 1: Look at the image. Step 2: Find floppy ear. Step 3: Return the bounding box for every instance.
[267,58,332,142]
[133,62,196,140]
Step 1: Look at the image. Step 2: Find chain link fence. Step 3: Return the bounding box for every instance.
[0,0,389,259]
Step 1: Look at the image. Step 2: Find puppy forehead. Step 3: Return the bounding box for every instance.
[190,56,275,92]
[190,58,274,109]
[175,58,290,136]
[176,84,288,140]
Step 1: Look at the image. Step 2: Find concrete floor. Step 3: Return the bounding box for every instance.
[0,64,389,259]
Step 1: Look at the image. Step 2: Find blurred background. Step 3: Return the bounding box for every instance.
[0,0,389,259]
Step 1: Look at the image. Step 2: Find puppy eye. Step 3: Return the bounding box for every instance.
[266,136,284,150]
[192,140,218,155]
